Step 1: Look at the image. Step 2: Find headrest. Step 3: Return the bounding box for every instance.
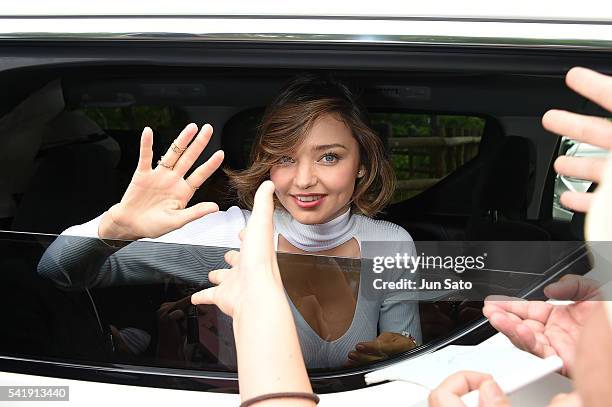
[221,107,264,170]
[473,136,534,219]
[41,110,104,149]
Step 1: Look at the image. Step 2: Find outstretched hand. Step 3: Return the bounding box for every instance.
[190,181,315,403]
[544,67,612,213]
[483,67,612,377]
[428,371,510,407]
[483,275,600,376]
[191,181,285,321]
[98,123,224,240]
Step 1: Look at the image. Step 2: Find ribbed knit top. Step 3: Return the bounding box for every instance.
[38,206,421,369]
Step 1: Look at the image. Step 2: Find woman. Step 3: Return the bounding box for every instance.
[39,74,420,368]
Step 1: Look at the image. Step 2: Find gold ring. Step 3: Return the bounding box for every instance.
[157,155,174,170]
[171,142,186,154]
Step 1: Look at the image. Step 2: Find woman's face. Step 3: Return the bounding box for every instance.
[269,113,364,225]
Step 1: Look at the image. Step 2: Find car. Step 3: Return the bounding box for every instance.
[0,5,610,406]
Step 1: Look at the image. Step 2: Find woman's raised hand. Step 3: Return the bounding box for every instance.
[98,123,224,240]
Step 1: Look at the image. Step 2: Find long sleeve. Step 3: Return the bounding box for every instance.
[357,218,423,344]
[37,206,247,290]
[376,241,422,344]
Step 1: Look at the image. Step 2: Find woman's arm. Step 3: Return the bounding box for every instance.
[37,123,228,289]
[38,207,246,289]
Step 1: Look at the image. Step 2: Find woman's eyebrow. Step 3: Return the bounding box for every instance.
[312,143,347,152]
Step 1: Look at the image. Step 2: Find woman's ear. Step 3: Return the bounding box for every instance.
[357,166,366,178]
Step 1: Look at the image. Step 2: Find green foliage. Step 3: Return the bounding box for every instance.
[371,113,485,137]
[80,106,182,130]
[371,113,484,201]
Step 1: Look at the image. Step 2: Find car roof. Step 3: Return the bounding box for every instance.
[1,0,611,21]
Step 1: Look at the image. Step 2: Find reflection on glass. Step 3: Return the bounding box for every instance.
[0,231,587,374]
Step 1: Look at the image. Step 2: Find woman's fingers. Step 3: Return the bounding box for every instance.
[355,341,384,356]
[542,109,612,149]
[554,156,608,183]
[158,123,199,170]
[560,191,594,213]
[174,124,214,175]
[566,67,612,112]
[185,150,225,189]
[170,201,219,229]
[347,351,383,364]
[137,127,154,172]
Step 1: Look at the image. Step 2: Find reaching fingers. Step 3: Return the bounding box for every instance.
[543,109,612,149]
[191,286,217,305]
[430,372,510,407]
[185,150,225,189]
[174,124,214,175]
[436,371,494,396]
[487,312,523,344]
[548,392,583,407]
[544,274,601,301]
[478,379,512,407]
[208,268,231,285]
[514,322,548,357]
[428,388,470,407]
[243,181,276,251]
[137,127,154,172]
[554,156,608,183]
[224,250,240,267]
[559,191,594,213]
[158,123,199,170]
[566,67,612,113]
[171,201,219,227]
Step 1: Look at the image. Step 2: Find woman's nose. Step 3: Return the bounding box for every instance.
[294,162,317,189]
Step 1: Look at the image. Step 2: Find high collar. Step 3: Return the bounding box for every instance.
[275,208,357,252]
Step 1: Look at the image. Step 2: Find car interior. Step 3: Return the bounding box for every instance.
[0,50,606,392]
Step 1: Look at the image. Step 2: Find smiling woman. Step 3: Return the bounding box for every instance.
[37,73,421,370]
[226,73,395,222]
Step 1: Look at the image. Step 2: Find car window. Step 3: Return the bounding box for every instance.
[370,113,485,202]
[0,76,590,390]
[552,136,609,222]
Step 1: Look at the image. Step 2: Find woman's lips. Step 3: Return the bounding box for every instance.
[292,195,326,209]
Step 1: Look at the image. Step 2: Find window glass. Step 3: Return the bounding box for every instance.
[0,79,585,387]
[1,233,575,374]
[81,106,181,131]
[370,113,485,202]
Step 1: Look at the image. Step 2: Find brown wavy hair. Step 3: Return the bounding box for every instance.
[225,74,395,217]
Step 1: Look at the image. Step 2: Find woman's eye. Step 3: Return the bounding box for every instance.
[320,153,339,164]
